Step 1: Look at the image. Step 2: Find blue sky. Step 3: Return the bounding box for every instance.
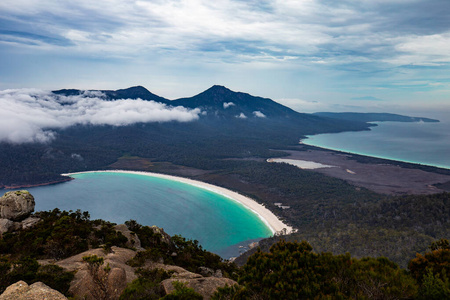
[1,0,449,116]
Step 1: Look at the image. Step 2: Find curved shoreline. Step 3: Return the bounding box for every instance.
[61,170,293,235]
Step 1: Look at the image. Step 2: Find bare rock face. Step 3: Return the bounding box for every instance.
[0,280,67,300]
[21,217,41,230]
[55,246,137,300]
[0,219,14,236]
[0,191,35,221]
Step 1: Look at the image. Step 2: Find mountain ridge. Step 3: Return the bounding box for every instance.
[53,85,169,103]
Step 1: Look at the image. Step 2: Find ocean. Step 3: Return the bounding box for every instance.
[5,172,272,258]
[303,120,450,169]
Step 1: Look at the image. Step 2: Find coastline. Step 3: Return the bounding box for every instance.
[273,146,450,195]
[2,177,74,190]
[61,170,294,235]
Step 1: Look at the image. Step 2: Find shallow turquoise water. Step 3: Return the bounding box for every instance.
[304,121,450,169]
[7,172,272,257]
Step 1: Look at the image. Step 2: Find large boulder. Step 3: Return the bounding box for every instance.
[55,247,137,300]
[0,191,35,221]
[0,281,67,300]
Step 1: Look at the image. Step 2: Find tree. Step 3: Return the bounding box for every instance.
[160,281,203,300]
[409,239,450,299]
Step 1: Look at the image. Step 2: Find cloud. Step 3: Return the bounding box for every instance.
[223,102,235,109]
[3,0,448,67]
[0,89,201,144]
[277,98,330,113]
[253,111,266,118]
[1,0,450,112]
[236,112,247,119]
[351,96,383,101]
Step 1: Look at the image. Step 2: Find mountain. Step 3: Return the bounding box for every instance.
[313,112,440,123]
[169,85,371,135]
[1,85,373,188]
[53,86,169,103]
[172,85,299,119]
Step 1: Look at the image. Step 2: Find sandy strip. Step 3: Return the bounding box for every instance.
[267,158,334,169]
[61,170,293,235]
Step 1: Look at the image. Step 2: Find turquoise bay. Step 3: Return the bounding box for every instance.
[304,120,450,169]
[6,172,272,258]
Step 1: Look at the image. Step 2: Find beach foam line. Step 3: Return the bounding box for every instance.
[61,170,294,235]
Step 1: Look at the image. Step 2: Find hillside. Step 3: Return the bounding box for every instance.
[0,85,372,188]
[1,191,449,299]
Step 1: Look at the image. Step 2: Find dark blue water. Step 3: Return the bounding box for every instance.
[304,120,450,169]
[6,172,272,258]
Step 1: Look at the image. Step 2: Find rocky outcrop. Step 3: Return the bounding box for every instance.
[0,191,39,236]
[0,219,15,235]
[147,262,236,299]
[114,224,143,250]
[162,276,236,299]
[54,246,137,300]
[199,266,223,278]
[0,281,67,300]
[150,225,173,246]
[0,191,35,221]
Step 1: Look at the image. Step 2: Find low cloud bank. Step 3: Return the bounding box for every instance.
[0,89,201,144]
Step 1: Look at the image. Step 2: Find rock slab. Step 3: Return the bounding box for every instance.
[0,281,67,300]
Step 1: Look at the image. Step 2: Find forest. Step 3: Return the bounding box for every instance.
[0,211,448,299]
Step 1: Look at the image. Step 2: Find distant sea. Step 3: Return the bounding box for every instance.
[5,172,272,258]
[304,120,450,169]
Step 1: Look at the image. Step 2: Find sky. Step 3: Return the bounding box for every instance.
[1,0,449,117]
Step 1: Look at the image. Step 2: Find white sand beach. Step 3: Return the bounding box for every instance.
[61,170,293,235]
[267,158,334,169]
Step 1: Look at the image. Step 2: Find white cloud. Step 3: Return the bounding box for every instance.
[386,33,450,66]
[223,102,235,108]
[236,112,247,119]
[253,111,266,118]
[277,98,330,113]
[0,89,201,144]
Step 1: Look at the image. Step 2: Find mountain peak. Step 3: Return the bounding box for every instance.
[209,85,229,90]
[203,85,233,94]
[120,85,150,92]
[110,86,168,102]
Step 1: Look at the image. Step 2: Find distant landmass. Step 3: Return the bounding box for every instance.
[313,112,439,123]
[1,85,441,189]
[2,85,372,188]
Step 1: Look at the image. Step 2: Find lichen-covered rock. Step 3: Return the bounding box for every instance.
[0,280,67,300]
[0,191,35,221]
